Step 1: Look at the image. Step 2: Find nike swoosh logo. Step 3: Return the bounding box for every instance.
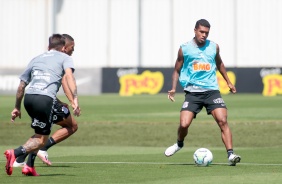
[76,77,92,86]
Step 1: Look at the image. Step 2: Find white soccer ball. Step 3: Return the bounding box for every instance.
[193,148,213,166]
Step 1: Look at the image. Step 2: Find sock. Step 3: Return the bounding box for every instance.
[177,140,184,148]
[14,146,26,158]
[40,137,56,151]
[26,152,37,167]
[227,149,234,158]
[16,153,28,163]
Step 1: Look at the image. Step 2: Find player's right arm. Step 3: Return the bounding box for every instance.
[61,74,74,104]
[11,80,27,122]
[64,68,81,116]
[168,47,184,102]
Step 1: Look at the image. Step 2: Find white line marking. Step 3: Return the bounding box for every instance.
[49,162,282,166]
[1,161,281,166]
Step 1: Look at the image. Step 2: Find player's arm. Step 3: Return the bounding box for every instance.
[55,74,73,108]
[61,74,74,104]
[64,68,81,116]
[168,47,184,102]
[215,44,236,93]
[11,80,27,122]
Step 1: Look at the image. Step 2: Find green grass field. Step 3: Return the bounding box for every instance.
[0,94,282,183]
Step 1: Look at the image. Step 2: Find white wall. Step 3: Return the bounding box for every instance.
[236,0,282,67]
[0,0,281,68]
[0,0,51,68]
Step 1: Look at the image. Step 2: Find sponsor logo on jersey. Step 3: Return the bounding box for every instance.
[193,61,211,71]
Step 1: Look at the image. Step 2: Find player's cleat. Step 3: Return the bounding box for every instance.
[22,165,39,176]
[164,143,182,157]
[37,150,51,166]
[228,153,241,166]
[4,149,16,175]
[13,160,26,167]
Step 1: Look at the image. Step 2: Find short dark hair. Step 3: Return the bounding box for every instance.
[195,19,210,29]
[62,34,74,42]
[48,34,65,50]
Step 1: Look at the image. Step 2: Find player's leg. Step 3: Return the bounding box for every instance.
[5,133,48,176]
[14,116,78,167]
[210,108,241,165]
[164,111,194,156]
[21,94,54,175]
[21,134,48,176]
[210,108,232,150]
[37,101,78,165]
[13,95,55,167]
[165,92,201,157]
[49,114,78,144]
[207,91,241,166]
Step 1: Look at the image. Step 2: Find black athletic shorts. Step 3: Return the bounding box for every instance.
[181,90,227,118]
[52,101,71,124]
[24,94,55,135]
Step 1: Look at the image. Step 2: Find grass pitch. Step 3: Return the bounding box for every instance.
[0,94,282,183]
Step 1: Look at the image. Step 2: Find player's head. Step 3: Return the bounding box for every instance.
[62,34,75,56]
[194,19,210,45]
[195,19,210,29]
[48,34,66,51]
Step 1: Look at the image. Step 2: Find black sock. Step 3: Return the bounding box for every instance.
[227,149,234,158]
[177,140,184,148]
[40,137,56,151]
[16,153,28,163]
[14,146,26,158]
[26,153,37,167]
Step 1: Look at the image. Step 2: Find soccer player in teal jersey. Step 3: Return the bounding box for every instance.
[164,19,241,166]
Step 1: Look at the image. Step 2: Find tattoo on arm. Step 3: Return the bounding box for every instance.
[65,68,78,101]
[70,74,77,98]
[70,75,77,98]
[15,81,27,109]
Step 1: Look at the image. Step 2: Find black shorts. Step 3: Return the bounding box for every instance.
[52,101,71,124]
[181,90,227,118]
[24,94,55,135]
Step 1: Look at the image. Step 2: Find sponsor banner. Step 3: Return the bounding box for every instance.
[102,67,282,96]
[102,68,172,96]
[1,67,281,96]
[0,68,101,95]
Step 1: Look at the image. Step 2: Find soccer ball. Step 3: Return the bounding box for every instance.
[193,148,213,166]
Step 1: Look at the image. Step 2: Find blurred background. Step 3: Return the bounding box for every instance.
[0,0,281,96]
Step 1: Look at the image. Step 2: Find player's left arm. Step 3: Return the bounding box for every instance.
[215,44,236,93]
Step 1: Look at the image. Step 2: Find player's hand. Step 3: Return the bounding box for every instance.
[168,89,176,102]
[73,106,81,117]
[72,97,81,117]
[228,83,237,94]
[11,108,21,122]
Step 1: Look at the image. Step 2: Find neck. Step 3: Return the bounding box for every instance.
[193,38,205,47]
